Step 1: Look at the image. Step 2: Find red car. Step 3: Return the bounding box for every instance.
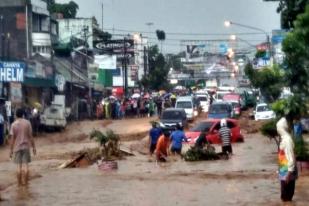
[185,119,244,145]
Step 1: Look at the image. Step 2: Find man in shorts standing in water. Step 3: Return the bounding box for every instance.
[9,108,36,186]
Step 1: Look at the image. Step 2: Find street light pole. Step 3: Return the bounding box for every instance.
[224,21,271,58]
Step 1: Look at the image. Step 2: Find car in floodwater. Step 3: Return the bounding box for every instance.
[185,118,244,144]
[160,108,188,131]
[208,102,234,119]
[254,103,276,121]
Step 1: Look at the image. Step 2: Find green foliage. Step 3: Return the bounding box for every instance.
[244,63,284,102]
[260,120,278,138]
[90,129,120,160]
[282,5,309,95]
[264,0,309,29]
[156,30,166,41]
[271,95,307,122]
[49,1,79,18]
[184,146,219,161]
[141,45,170,90]
[295,139,309,161]
[255,50,267,58]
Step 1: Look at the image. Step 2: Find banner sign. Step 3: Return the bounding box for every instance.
[10,82,23,104]
[94,55,117,70]
[94,39,135,55]
[0,62,25,82]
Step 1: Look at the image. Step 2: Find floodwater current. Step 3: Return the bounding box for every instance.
[1,134,309,206]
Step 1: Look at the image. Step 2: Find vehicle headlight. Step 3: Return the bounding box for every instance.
[194,110,198,116]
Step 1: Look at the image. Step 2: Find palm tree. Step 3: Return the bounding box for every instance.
[156,30,166,52]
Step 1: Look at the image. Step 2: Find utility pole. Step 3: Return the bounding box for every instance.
[123,37,128,97]
[0,15,5,61]
[101,3,104,30]
[6,33,10,60]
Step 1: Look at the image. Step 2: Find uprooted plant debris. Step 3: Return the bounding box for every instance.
[184,146,221,161]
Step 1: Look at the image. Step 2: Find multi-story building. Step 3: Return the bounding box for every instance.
[0,0,57,108]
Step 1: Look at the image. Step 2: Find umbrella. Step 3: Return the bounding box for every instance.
[174,85,185,90]
[163,93,172,99]
[132,93,141,99]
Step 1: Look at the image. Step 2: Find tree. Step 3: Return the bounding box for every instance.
[140,45,169,90]
[244,63,284,102]
[48,1,79,18]
[263,0,309,29]
[282,5,309,96]
[156,30,166,52]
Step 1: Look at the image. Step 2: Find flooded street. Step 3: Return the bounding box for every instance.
[2,130,309,206]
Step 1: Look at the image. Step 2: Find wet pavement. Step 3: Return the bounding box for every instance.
[2,133,309,206]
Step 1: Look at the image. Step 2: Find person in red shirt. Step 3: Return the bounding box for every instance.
[155,130,171,162]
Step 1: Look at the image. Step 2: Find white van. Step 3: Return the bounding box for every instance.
[175,96,196,121]
[195,92,209,112]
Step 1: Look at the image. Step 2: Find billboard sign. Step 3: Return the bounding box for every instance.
[0,62,25,82]
[94,39,135,55]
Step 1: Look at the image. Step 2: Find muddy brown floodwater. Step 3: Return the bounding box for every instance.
[1,132,309,206]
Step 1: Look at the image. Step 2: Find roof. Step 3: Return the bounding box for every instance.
[164,108,185,112]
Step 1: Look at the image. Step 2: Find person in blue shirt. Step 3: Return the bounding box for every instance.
[170,124,188,155]
[149,122,162,155]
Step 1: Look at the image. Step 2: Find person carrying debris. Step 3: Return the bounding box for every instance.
[277,117,297,202]
[194,130,209,149]
[170,124,188,155]
[149,122,162,155]
[155,129,171,162]
[219,119,232,156]
[9,108,36,186]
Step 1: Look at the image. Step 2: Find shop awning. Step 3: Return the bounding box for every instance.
[24,77,55,87]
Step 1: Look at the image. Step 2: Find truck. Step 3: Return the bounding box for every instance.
[40,95,71,130]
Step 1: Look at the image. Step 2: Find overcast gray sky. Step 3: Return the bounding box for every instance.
[56,0,280,53]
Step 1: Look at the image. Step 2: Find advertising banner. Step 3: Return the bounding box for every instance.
[94,55,117,70]
[10,82,23,104]
[0,62,25,82]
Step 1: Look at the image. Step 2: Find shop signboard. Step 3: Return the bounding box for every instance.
[0,62,25,82]
[10,82,23,104]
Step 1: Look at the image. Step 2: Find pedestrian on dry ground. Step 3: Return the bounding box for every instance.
[155,130,171,162]
[9,108,36,186]
[277,117,298,202]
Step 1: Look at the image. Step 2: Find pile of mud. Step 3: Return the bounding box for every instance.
[239,110,265,134]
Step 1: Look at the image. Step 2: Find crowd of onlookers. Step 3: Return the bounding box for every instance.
[95,94,178,120]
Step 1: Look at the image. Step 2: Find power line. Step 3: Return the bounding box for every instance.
[103,27,270,36]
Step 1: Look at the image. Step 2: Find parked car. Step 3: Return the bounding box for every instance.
[185,119,244,144]
[208,102,234,119]
[254,103,276,121]
[160,108,188,131]
[175,96,197,121]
